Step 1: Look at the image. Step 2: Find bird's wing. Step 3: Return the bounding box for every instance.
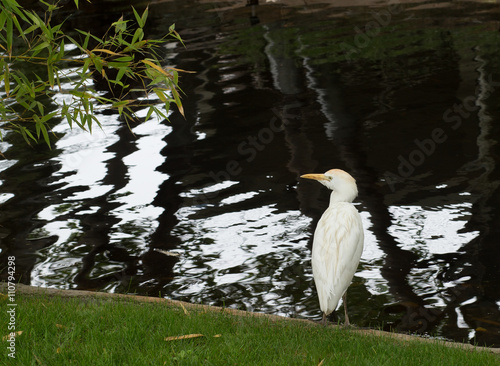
[311,203,364,315]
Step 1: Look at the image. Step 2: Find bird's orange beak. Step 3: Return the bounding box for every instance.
[300,173,328,181]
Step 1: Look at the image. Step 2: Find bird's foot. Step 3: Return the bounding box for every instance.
[321,313,327,326]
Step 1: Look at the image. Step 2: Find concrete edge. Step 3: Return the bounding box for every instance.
[2,283,499,355]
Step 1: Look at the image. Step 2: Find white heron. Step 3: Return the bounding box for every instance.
[301,169,364,325]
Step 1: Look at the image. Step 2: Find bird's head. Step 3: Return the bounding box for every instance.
[300,169,358,202]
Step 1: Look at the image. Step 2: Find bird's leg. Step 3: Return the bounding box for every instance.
[343,293,350,327]
[322,312,327,326]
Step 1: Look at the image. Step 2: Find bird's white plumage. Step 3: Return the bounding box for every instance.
[301,168,364,323]
[311,202,364,315]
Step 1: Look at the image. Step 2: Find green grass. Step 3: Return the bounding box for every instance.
[2,292,498,365]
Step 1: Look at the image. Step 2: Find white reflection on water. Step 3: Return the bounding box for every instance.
[108,119,171,244]
[171,193,313,306]
[51,114,120,200]
[388,203,479,255]
[31,112,171,286]
[174,204,311,264]
[357,210,387,296]
[0,192,14,205]
[387,203,481,323]
[181,180,239,198]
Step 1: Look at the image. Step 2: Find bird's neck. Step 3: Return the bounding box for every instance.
[329,190,356,204]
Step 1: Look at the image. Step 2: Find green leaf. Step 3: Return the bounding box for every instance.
[114,56,134,62]
[141,7,149,28]
[23,23,40,35]
[123,40,147,53]
[91,54,104,74]
[82,58,91,75]
[57,39,65,61]
[171,87,184,117]
[132,6,143,28]
[115,67,127,83]
[82,32,90,50]
[24,10,43,28]
[108,79,124,87]
[40,111,58,124]
[12,14,26,41]
[47,63,54,87]
[131,28,144,45]
[112,18,128,33]
[31,41,50,55]
[2,0,28,21]
[0,10,7,31]
[145,106,155,121]
[112,100,131,108]
[76,30,103,48]
[40,0,59,13]
[5,16,13,56]
[18,126,36,145]
[3,65,10,96]
[36,101,44,116]
[41,123,51,147]
[154,88,168,103]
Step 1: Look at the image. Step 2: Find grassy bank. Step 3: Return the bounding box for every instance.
[2,287,499,365]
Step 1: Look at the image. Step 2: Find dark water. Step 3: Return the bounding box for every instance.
[1,0,499,347]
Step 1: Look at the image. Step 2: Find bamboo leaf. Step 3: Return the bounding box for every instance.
[123,40,147,53]
[154,89,168,103]
[57,39,65,61]
[41,125,52,148]
[41,124,51,148]
[11,14,25,41]
[164,334,204,342]
[18,126,35,145]
[40,111,58,123]
[112,17,128,33]
[82,32,90,50]
[47,63,54,87]
[145,106,155,121]
[76,30,103,48]
[2,0,26,21]
[5,16,12,56]
[92,48,123,56]
[23,23,40,35]
[131,6,144,28]
[171,87,184,117]
[36,101,44,116]
[32,41,50,54]
[4,65,10,96]
[142,59,170,77]
[141,6,149,28]
[112,100,132,108]
[0,12,7,32]
[131,28,144,45]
